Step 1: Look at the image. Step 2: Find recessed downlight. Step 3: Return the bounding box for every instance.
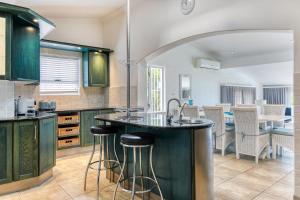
[33,19,39,23]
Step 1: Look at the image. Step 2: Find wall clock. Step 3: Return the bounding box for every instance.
[181,0,195,15]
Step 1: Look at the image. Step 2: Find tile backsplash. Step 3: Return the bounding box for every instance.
[14,84,109,110]
[0,80,15,118]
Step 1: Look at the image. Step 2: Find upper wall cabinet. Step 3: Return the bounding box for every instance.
[0,2,55,81]
[83,51,109,87]
[0,15,10,80]
[40,40,112,88]
[11,18,40,81]
[0,17,6,78]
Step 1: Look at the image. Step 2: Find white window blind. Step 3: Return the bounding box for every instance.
[40,55,80,95]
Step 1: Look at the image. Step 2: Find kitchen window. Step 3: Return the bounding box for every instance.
[147,65,165,112]
[40,55,80,95]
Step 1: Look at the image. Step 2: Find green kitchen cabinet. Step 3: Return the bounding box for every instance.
[0,2,55,81]
[0,122,13,184]
[39,117,56,175]
[11,18,40,81]
[13,120,39,181]
[0,14,11,80]
[80,109,115,146]
[83,51,109,87]
[80,110,100,146]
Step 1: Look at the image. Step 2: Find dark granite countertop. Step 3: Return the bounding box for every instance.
[95,112,214,129]
[0,112,57,122]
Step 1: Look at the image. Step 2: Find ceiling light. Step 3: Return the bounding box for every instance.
[33,19,39,23]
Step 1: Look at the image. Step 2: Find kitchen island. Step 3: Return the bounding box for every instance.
[95,112,214,200]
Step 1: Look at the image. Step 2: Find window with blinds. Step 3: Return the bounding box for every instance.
[40,55,80,95]
[147,65,165,112]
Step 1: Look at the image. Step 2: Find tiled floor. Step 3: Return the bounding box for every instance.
[0,151,294,200]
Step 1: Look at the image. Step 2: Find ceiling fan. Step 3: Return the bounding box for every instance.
[181,0,196,15]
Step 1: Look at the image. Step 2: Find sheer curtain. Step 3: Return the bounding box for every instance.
[220,85,256,106]
[263,87,292,106]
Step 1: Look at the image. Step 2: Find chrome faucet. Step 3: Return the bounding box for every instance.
[166,98,181,124]
[179,103,188,122]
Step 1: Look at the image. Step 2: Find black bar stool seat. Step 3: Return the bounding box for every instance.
[90,125,119,135]
[121,133,154,146]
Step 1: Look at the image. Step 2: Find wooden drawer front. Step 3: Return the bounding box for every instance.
[58,115,79,124]
[58,137,80,148]
[58,126,79,137]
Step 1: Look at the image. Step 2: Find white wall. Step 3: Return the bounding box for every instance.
[45,17,104,47]
[146,46,257,108]
[146,47,293,109]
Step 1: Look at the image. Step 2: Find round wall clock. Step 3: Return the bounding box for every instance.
[181,0,195,15]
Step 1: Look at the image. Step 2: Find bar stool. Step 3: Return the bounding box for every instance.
[83,125,121,200]
[113,133,164,200]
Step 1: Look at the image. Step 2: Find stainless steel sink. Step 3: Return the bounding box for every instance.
[173,119,204,124]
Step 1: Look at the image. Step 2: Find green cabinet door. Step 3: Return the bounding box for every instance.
[83,51,109,87]
[39,117,56,175]
[80,110,100,146]
[11,18,40,81]
[0,14,12,80]
[0,122,12,184]
[13,120,38,181]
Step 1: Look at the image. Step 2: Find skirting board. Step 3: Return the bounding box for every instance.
[0,169,53,196]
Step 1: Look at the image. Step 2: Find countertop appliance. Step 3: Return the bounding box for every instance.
[16,97,36,116]
[38,101,56,112]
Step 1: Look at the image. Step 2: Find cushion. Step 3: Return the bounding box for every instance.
[121,133,155,146]
[272,128,294,136]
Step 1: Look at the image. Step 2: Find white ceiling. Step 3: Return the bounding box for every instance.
[187,31,294,68]
[11,0,125,18]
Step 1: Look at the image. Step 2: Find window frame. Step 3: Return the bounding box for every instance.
[39,53,81,96]
[147,65,166,113]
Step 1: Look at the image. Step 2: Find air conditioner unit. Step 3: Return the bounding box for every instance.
[194,58,221,70]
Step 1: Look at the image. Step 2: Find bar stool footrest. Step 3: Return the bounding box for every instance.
[89,160,120,170]
[118,176,158,194]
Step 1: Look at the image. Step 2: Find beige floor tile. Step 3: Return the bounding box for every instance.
[0,192,21,200]
[246,166,286,183]
[253,192,291,200]
[229,173,275,192]
[215,180,261,200]
[214,165,241,180]
[214,176,227,187]
[19,183,71,200]
[214,153,235,166]
[219,159,255,172]
[58,171,113,198]
[279,172,294,186]
[264,182,294,199]
[73,188,141,200]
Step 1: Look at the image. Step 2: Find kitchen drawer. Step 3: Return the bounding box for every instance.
[58,137,80,148]
[58,115,79,125]
[58,126,79,137]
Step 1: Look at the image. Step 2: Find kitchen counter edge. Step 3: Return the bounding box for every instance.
[0,113,57,122]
